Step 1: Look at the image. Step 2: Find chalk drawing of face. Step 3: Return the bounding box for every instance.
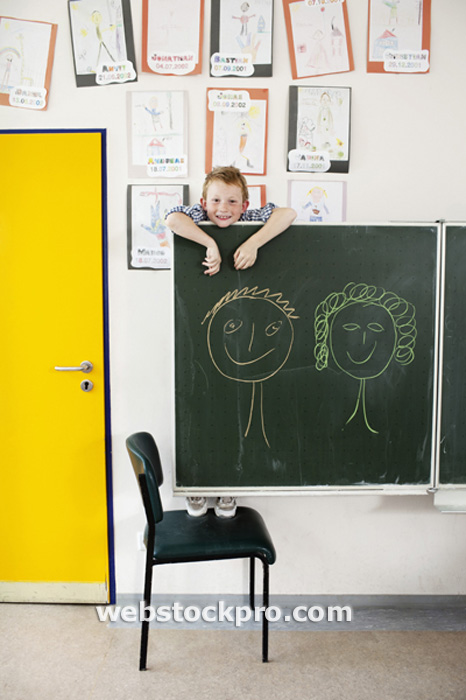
[207,297,294,383]
[330,302,396,381]
[203,287,298,447]
[314,283,416,434]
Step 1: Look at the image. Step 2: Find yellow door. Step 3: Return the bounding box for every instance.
[0,130,113,603]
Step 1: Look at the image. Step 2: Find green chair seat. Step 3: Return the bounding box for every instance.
[146,507,276,565]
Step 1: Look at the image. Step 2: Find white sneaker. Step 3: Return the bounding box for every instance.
[214,496,237,518]
[185,496,208,517]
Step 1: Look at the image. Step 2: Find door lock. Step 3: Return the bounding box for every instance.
[80,379,94,392]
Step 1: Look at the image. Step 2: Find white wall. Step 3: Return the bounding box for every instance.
[4,0,466,597]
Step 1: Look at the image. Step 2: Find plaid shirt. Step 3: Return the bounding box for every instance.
[166,202,277,224]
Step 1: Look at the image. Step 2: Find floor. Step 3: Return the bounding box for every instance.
[2,602,466,700]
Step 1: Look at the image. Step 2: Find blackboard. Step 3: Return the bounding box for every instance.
[439,225,466,485]
[174,224,439,490]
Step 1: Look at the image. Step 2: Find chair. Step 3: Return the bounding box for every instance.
[126,431,277,670]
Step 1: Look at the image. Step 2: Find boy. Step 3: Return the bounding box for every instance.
[165,166,296,276]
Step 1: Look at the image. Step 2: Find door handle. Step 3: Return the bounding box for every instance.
[54,361,93,374]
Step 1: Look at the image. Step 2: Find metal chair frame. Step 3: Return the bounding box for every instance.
[126,433,274,671]
[138,472,270,670]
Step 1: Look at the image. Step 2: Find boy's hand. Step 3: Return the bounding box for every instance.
[233,239,258,270]
[202,242,222,276]
[232,208,296,271]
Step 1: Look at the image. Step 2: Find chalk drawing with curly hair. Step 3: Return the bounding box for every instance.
[314,282,416,434]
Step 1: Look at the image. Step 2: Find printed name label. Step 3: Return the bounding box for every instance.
[383,50,429,73]
[208,89,251,112]
[210,53,254,77]
[131,247,170,268]
[96,61,136,84]
[288,149,331,172]
[147,155,188,177]
[149,52,196,75]
[9,86,47,110]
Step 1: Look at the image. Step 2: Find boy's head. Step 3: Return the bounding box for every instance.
[200,167,250,228]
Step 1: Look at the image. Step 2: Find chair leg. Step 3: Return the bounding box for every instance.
[249,556,255,610]
[140,555,153,671]
[262,560,269,663]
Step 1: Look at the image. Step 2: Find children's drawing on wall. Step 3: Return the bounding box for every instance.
[288,85,351,174]
[367,0,431,73]
[282,0,353,80]
[68,0,137,86]
[127,184,188,269]
[288,180,347,223]
[70,0,123,70]
[213,0,273,76]
[142,0,204,75]
[203,286,298,447]
[314,283,416,434]
[233,2,255,35]
[0,16,57,110]
[127,90,188,178]
[207,88,268,175]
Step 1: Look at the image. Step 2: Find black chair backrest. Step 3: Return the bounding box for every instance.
[126,432,164,524]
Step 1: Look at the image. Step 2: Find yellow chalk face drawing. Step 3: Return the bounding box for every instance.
[203,286,298,448]
[207,297,294,383]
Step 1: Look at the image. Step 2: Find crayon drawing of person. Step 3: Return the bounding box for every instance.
[233,3,256,36]
[314,283,416,434]
[92,10,116,65]
[144,96,164,131]
[302,186,329,222]
[306,29,329,73]
[317,91,334,142]
[0,49,19,92]
[203,286,298,447]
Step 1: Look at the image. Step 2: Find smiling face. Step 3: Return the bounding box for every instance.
[200,181,248,228]
[206,296,294,383]
[329,302,396,380]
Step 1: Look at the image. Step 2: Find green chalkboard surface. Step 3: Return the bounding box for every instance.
[439,225,466,484]
[174,224,439,489]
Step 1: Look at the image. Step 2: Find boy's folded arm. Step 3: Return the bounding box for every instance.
[166,211,222,276]
[233,207,296,270]
[165,211,216,248]
[240,207,296,250]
